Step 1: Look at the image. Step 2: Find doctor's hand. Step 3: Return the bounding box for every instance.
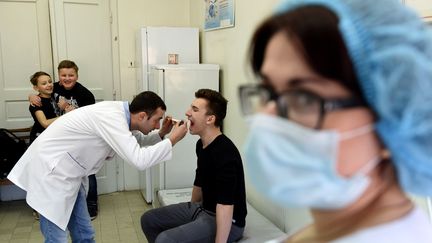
[169,120,187,146]
[159,116,174,138]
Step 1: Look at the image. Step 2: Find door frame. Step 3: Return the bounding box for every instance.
[109,0,124,191]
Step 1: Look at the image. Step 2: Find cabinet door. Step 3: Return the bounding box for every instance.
[0,0,53,129]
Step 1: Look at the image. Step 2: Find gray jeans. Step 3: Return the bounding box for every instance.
[141,202,244,243]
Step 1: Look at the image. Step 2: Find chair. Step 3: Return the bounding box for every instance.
[0,126,32,185]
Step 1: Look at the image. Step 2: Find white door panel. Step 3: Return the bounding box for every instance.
[49,0,113,101]
[0,0,53,129]
[49,0,117,194]
[0,0,117,194]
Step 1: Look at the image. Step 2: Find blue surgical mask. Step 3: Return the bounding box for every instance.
[244,114,379,210]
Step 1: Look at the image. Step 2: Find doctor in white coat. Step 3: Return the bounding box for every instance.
[8,91,188,243]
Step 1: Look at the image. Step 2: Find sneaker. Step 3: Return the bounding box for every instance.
[88,205,98,221]
[90,214,97,221]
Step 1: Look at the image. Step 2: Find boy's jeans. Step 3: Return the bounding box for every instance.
[39,185,95,243]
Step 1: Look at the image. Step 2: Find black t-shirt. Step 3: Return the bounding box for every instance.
[193,134,247,227]
[29,96,60,142]
[53,81,95,109]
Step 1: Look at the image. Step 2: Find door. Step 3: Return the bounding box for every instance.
[0,0,53,129]
[49,0,114,101]
[49,0,117,194]
[0,0,118,195]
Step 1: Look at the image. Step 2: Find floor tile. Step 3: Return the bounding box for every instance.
[0,190,150,243]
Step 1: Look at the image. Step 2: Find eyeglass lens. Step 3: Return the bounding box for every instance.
[240,84,362,129]
[278,92,321,128]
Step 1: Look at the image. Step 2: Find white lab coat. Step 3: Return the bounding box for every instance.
[7,101,172,230]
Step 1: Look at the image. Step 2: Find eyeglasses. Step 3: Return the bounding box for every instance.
[238,83,365,129]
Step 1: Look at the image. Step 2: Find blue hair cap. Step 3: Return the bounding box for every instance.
[275,0,432,196]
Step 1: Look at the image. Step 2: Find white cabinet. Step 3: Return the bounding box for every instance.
[135,27,199,92]
[141,64,220,203]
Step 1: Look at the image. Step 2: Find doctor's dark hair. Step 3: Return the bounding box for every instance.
[195,89,227,127]
[58,60,79,73]
[249,5,365,103]
[30,71,51,86]
[129,91,166,118]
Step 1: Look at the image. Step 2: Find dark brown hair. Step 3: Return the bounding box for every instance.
[249,5,364,102]
[129,91,166,118]
[30,71,51,86]
[195,89,227,128]
[58,60,79,73]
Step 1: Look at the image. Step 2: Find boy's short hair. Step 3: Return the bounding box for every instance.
[129,91,167,118]
[195,89,227,127]
[58,60,79,73]
[30,71,51,86]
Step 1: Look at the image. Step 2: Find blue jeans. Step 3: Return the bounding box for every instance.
[40,185,95,243]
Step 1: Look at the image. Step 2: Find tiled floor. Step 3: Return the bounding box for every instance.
[0,190,152,243]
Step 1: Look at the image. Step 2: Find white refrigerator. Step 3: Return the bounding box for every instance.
[136,27,199,92]
[140,64,219,203]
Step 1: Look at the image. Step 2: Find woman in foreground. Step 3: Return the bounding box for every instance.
[240,0,432,242]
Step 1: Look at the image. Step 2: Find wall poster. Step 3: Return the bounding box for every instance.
[204,0,235,31]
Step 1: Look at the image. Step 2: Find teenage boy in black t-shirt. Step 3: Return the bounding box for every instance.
[141,89,247,243]
[29,60,98,220]
[52,61,95,114]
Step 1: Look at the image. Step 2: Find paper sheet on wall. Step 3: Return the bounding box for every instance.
[204,0,235,31]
